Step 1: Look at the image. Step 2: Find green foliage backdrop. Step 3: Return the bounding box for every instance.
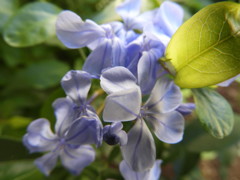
[0,0,240,180]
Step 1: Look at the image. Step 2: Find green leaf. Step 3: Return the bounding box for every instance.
[40,88,65,125]
[174,151,200,179]
[0,160,43,180]
[0,116,31,140]
[3,2,61,47]
[16,60,69,89]
[0,138,39,162]
[182,115,240,152]
[192,88,234,138]
[93,0,121,24]
[0,0,18,32]
[164,2,240,88]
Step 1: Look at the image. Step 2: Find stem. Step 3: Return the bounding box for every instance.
[79,48,87,60]
[159,58,176,77]
[97,102,105,116]
[87,89,105,104]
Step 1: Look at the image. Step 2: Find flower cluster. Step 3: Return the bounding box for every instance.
[23,0,195,179]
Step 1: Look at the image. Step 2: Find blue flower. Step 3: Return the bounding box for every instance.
[60,70,103,146]
[113,0,157,44]
[176,103,196,116]
[56,11,125,77]
[23,99,99,175]
[103,122,128,146]
[100,66,184,171]
[23,70,103,175]
[144,1,184,47]
[116,0,156,31]
[119,159,162,180]
[136,36,165,94]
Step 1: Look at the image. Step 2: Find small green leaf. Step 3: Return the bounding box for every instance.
[183,115,240,152]
[165,2,240,88]
[192,88,234,138]
[3,2,61,47]
[0,0,18,32]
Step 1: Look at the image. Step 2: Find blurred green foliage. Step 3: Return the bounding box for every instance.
[0,0,240,180]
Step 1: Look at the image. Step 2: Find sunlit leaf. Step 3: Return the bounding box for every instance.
[192,88,234,138]
[3,2,61,47]
[164,2,240,88]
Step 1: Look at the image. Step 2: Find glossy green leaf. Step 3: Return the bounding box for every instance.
[192,88,234,138]
[164,2,240,88]
[3,2,61,47]
[0,0,18,32]
[183,115,240,152]
[16,60,69,89]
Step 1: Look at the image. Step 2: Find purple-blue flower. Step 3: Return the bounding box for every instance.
[120,159,162,180]
[23,99,99,175]
[176,103,196,116]
[56,11,125,77]
[116,0,156,31]
[60,70,103,146]
[100,66,184,171]
[144,1,184,47]
[103,122,128,146]
[23,70,103,175]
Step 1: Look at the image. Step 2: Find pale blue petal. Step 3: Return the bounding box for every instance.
[137,50,162,95]
[56,11,105,48]
[112,38,126,67]
[88,24,116,50]
[121,118,156,171]
[83,39,112,77]
[217,74,240,87]
[144,23,171,47]
[60,145,95,175]
[23,119,58,153]
[119,160,150,180]
[103,122,128,145]
[116,0,141,21]
[145,77,182,113]
[103,87,141,122]
[65,116,102,146]
[129,9,157,30]
[119,159,162,180]
[35,152,58,176]
[61,70,92,105]
[52,98,76,136]
[148,160,162,180]
[154,1,183,37]
[125,42,142,75]
[108,21,139,43]
[145,111,184,144]
[176,103,195,116]
[100,66,138,94]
